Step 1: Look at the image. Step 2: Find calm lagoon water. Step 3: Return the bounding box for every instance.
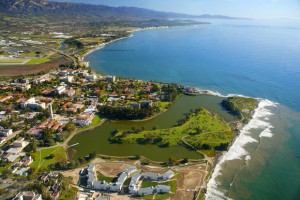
[83,19,300,200]
[69,95,233,161]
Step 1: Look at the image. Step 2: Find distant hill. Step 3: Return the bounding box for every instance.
[0,0,248,21]
[195,14,250,20]
[0,0,189,20]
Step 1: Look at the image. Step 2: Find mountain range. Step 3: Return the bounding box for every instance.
[0,0,248,21]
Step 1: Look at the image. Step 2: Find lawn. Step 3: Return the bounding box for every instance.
[141,180,158,188]
[30,146,66,170]
[116,108,233,150]
[96,171,115,182]
[78,115,101,131]
[26,57,50,65]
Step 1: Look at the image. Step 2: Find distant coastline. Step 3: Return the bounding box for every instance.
[81,26,173,62]
[79,26,276,200]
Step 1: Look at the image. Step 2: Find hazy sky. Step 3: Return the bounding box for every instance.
[53,0,300,19]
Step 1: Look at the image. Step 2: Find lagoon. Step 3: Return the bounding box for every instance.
[68,95,234,162]
[85,20,300,200]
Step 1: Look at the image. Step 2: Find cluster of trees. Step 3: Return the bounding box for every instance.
[98,106,154,120]
[161,84,183,102]
[64,38,84,49]
[25,174,77,200]
[221,98,243,119]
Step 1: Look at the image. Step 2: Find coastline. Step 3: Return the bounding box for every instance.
[81,36,132,62]
[205,98,276,200]
[76,26,278,200]
[81,26,173,63]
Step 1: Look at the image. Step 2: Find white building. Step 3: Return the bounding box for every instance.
[85,74,97,81]
[156,185,171,194]
[60,76,74,83]
[87,164,96,188]
[144,172,161,181]
[94,181,108,190]
[13,191,42,200]
[87,172,95,188]
[137,187,154,196]
[129,173,142,194]
[106,76,116,83]
[108,183,121,192]
[0,129,13,137]
[5,138,29,162]
[55,85,66,94]
[124,166,137,176]
[20,97,46,110]
[162,170,175,181]
[75,113,94,127]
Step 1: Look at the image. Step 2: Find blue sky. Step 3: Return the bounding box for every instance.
[53,0,300,19]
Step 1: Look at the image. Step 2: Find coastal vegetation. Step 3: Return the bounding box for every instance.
[64,38,84,49]
[222,97,258,123]
[109,108,233,151]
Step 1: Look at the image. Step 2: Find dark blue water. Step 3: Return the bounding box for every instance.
[86,19,300,200]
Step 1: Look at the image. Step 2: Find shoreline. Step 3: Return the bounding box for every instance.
[74,26,277,200]
[81,26,174,63]
[205,98,276,200]
[81,36,132,62]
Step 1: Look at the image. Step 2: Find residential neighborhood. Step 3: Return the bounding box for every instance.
[0,64,184,199]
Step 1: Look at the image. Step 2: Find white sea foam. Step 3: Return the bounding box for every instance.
[245,155,251,161]
[205,99,276,200]
[226,93,252,98]
[259,125,274,138]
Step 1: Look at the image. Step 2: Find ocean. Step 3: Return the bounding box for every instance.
[85,19,300,200]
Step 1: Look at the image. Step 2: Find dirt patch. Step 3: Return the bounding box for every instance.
[172,163,209,200]
[173,190,195,200]
[109,194,132,200]
[0,56,72,77]
[95,162,133,177]
[140,165,167,174]
[61,168,82,185]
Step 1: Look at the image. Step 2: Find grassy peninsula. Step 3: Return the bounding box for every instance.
[110,107,233,151]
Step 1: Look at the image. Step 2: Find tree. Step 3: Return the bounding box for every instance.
[64,123,76,133]
[168,157,177,165]
[1,169,11,179]
[48,153,55,159]
[181,158,189,164]
[24,139,37,152]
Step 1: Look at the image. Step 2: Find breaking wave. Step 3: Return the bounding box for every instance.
[205,99,277,200]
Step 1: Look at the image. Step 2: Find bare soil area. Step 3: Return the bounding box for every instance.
[0,56,72,77]
[171,163,209,200]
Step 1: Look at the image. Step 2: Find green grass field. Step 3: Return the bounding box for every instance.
[0,59,29,64]
[96,171,115,182]
[26,57,50,65]
[141,180,158,188]
[116,108,232,150]
[30,146,66,170]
